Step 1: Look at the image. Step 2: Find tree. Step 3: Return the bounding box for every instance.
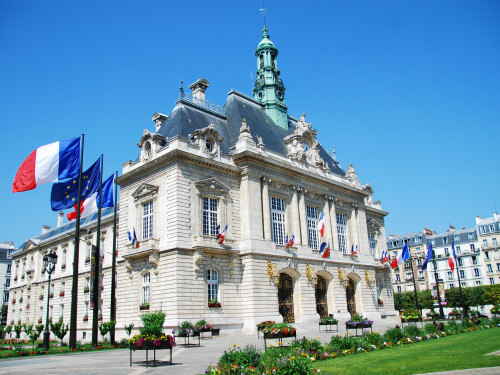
[140,311,166,337]
[483,285,500,305]
[50,319,69,346]
[124,323,134,339]
[5,325,12,337]
[13,324,23,339]
[24,324,42,352]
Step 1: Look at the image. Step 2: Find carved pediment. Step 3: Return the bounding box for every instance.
[137,129,167,148]
[283,114,325,167]
[195,177,229,195]
[367,219,382,233]
[191,123,224,144]
[132,183,159,201]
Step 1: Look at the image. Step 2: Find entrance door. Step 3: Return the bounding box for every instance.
[315,275,328,318]
[346,278,356,316]
[278,273,295,323]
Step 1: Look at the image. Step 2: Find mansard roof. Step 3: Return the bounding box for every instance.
[156,89,345,176]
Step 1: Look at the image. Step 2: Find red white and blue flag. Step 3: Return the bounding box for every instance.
[127,228,140,248]
[285,234,295,248]
[421,241,433,271]
[319,242,330,258]
[448,240,457,272]
[381,250,389,263]
[12,137,80,193]
[351,245,358,256]
[390,243,410,269]
[317,211,325,238]
[216,224,228,244]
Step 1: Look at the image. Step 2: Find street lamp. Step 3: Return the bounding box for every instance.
[42,250,58,351]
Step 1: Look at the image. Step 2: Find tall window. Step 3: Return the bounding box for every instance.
[483,239,488,247]
[206,269,219,302]
[455,246,461,254]
[458,258,463,267]
[60,304,64,319]
[141,272,150,305]
[369,233,377,256]
[467,233,473,240]
[446,271,453,280]
[454,235,459,242]
[395,274,400,282]
[62,250,67,266]
[490,278,495,285]
[336,213,347,254]
[39,307,43,321]
[271,197,286,245]
[84,302,89,317]
[473,268,480,277]
[49,305,53,320]
[479,226,486,234]
[86,242,92,261]
[487,264,493,273]
[306,206,319,250]
[459,269,465,279]
[202,197,218,236]
[142,201,154,239]
[493,238,498,246]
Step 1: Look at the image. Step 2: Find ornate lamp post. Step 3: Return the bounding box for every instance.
[42,250,58,351]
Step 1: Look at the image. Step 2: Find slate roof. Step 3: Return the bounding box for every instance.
[157,90,345,176]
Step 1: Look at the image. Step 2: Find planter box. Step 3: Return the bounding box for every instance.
[401,317,422,323]
[130,342,173,368]
[263,331,297,350]
[319,322,338,332]
[345,323,373,336]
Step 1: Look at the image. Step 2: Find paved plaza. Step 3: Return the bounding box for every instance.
[0,317,499,375]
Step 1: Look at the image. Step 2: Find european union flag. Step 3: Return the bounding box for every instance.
[50,157,101,211]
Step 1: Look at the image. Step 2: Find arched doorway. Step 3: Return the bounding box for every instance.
[315,275,328,318]
[278,273,294,323]
[346,278,356,316]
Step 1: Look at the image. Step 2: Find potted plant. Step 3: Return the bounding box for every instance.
[130,310,176,350]
[378,299,384,306]
[19,297,23,303]
[85,257,90,263]
[139,303,150,311]
[98,314,103,322]
[319,316,338,325]
[21,274,25,280]
[83,286,89,293]
[194,320,213,332]
[12,299,16,304]
[401,308,422,322]
[256,321,276,332]
[39,295,44,301]
[17,320,21,325]
[49,293,54,298]
[38,318,43,324]
[14,276,18,281]
[83,315,89,321]
[59,291,65,297]
[27,304,30,309]
[61,264,66,270]
[207,299,221,308]
[261,322,297,339]
[346,314,373,328]
[172,321,199,337]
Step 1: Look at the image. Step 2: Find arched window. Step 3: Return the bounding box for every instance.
[206,269,219,302]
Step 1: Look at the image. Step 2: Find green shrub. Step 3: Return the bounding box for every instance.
[139,311,166,337]
[402,325,424,338]
[178,321,194,330]
[491,317,500,325]
[219,344,261,370]
[330,335,356,351]
[445,320,459,332]
[383,327,404,343]
[424,324,437,334]
[292,337,323,353]
[363,331,384,346]
[261,348,313,375]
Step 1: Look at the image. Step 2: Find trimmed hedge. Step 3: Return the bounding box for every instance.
[394,284,500,311]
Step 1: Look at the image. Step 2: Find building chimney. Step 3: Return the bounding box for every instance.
[57,211,64,227]
[189,78,210,102]
[449,225,456,233]
[423,228,433,236]
[42,225,51,234]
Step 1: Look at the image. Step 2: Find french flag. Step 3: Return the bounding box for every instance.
[127,228,140,248]
[352,245,358,256]
[317,211,325,238]
[216,224,228,244]
[381,250,389,263]
[391,243,410,269]
[319,242,330,258]
[285,234,295,248]
[448,241,457,272]
[12,137,80,193]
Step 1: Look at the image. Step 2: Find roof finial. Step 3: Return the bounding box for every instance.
[179,80,184,99]
[259,2,266,26]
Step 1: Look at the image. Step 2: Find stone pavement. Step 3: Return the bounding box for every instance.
[0,318,498,375]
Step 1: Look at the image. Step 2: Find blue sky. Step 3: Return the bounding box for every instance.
[1,0,499,246]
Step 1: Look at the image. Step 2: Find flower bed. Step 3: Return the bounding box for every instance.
[346,314,373,329]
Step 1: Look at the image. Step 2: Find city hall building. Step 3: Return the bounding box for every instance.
[8,25,395,339]
[116,25,395,333]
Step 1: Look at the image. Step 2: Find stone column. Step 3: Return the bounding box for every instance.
[261,177,272,241]
[298,188,308,246]
[350,203,359,252]
[329,198,340,252]
[356,205,370,255]
[323,197,332,246]
[240,172,264,240]
[291,187,301,245]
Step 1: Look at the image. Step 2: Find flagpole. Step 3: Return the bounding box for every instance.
[69,134,84,349]
[431,249,445,319]
[408,243,420,313]
[110,170,118,344]
[92,155,103,347]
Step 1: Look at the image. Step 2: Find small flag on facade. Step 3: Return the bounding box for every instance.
[127,228,139,248]
[317,211,325,238]
[319,242,330,258]
[381,250,389,263]
[216,224,228,244]
[448,240,457,272]
[285,234,295,248]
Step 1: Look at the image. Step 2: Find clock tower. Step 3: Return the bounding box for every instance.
[253,25,289,129]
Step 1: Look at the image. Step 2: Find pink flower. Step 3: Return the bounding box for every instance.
[136,338,144,349]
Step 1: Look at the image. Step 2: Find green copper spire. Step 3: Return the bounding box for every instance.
[253,25,288,129]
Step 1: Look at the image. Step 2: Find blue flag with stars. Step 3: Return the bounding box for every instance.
[50,157,101,211]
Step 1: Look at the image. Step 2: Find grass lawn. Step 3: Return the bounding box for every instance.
[316,328,500,375]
